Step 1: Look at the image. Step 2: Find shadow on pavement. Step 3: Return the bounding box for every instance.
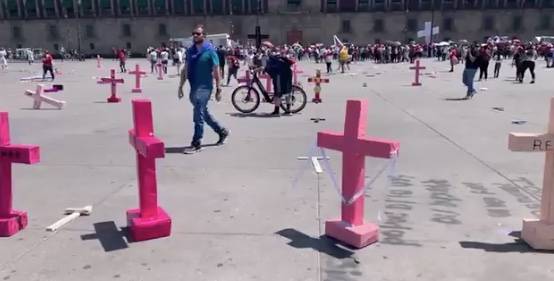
[165,143,220,154]
[276,228,355,259]
[81,221,131,252]
[459,231,554,254]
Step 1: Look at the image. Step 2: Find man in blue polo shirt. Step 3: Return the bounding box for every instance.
[178,25,229,153]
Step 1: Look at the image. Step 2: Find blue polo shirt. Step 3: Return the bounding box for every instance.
[189,48,220,91]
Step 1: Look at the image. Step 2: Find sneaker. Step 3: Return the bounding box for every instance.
[216,129,229,146]
[183,142,202,154]
[531,80,535,84]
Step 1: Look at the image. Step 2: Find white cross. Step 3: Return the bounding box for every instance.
[24,84,66,110]
[417,21,439,44]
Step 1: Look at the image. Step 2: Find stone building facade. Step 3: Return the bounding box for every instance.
[0,0,552,55]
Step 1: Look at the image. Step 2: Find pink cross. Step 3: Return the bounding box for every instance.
[317,100,400,248]
[98,69,124,103]
[156,61,164,80]
[292,63,304,85]
[410,59,426,86]
[129,64,147,93]
[24,84,66,110]
[237,70,252,85]
[0,112,40,237]
[126,99,171,242]
[508,97,554,249]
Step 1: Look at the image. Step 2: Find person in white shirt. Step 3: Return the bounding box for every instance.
[160,49,169,74]
[26,49,34,65]
[0,48,7,70]
[149,49,158,73]
[174,48,183,75]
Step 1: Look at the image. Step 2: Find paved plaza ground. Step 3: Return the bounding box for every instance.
[1,57,554,281]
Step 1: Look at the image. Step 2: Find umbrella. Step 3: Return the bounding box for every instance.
[436,41,450,47]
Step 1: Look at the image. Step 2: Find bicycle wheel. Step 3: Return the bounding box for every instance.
[231,85,261,114]
[280,85,307,114]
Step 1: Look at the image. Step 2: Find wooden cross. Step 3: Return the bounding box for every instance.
[247,26,270,51]
[317,100,399,248]
[24,84,66,110]
[410,60,426,86]
[126,99,171,242]
[0,112,40,237]
[508,97,554,250]
[308,70,330,103]
[129,64,147,93]
[98,69,124,103]
[292,63,303,86]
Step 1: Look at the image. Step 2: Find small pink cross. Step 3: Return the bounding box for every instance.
[409,59,426,86]
[129,64,147,93]
[98,69,124,103]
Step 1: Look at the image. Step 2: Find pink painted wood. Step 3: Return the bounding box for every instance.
[126,99,171,242]
[24,84,66,110]
[508,98,554,249]
[0,112,40,237]
[292,63,303,85]
[259,73,272,93]
[317,100,400,248]
[156,61,164,80]
[409,60,426,86]
[129,64,146,93]
[98,69,124,103]
[237,70,252,85]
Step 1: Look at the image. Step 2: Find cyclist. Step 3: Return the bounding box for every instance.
[263,42,294,115]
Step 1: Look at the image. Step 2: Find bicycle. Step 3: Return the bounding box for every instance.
[231,69,307,114]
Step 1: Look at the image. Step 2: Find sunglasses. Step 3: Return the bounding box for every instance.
[192,32,203,36]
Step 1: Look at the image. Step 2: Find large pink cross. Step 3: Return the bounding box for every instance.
[410,59,426,86]
[98,69,124,103]
[24,84,66,110]
[0,112,40,237]
[126,99,171,242]
[508,97,554,249]
[156,61,164,80]
[237,70,252,85]
[317,100,400,248]
[129,64,146,93]
[292,63,303,86]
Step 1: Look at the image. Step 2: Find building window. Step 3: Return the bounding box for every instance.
[11,26,22,40]
[48,25,59,40]
[212,0,223,14]
[342,20,351,33]
[373,19,384,33]
[136,0,149,15]
[540,16,551,30]
[89,43,95,50]
[326,0,337,12]
[483,16,494,31]
[231,0,242,15]
[287,0,301,8]
[122,24,132,37]
[358,0,369,11]
[126,42,132,49]
[119,0,131,15]
[85,25,95,38]
[512,16,522,31]
[193,0,204,14]
[406,18,418,32]
[158,24,168,36]
[443,18,454,31]
[53,43,59,51]
[16,44,22,48]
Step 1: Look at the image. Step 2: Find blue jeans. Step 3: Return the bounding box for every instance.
[189,87,223,145]
[462,68,477,95]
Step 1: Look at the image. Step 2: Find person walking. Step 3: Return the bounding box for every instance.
[217,46,226,86]
[226,55,240,86]
[493,51,502,78]
[478,45,491,81]
[324,48,333,74]
[519,46,536,84]
[42,50,55,80]
[0,48,7,70]
[118,48,127,73]
[462,43,479,99]
[178,26,229,154]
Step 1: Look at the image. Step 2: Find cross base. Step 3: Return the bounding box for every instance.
[131,88,142,93]
[312,93,322,103]
[107,96,121,103]
[325,219,379,248]
[412,82,422,86]
[0,210,28,237]
[521,218,554,250]
[126,207,172,242]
